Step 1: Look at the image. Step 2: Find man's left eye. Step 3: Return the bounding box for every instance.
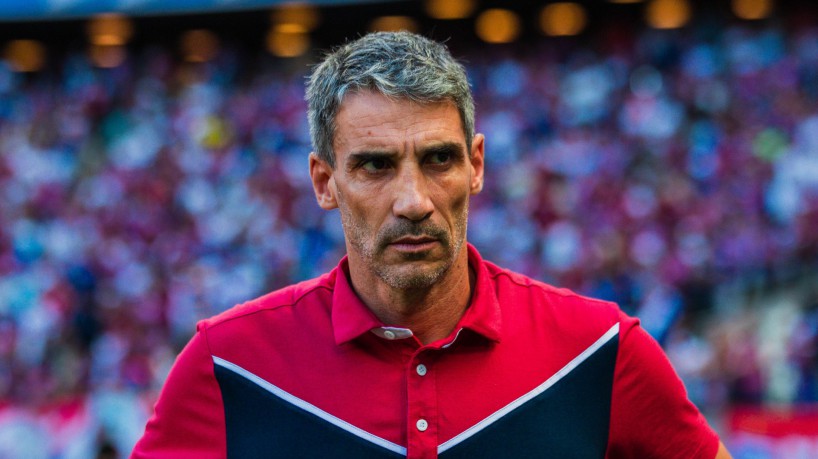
[428,152,451,165]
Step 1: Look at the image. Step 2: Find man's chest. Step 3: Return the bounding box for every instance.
[210,323,620,459]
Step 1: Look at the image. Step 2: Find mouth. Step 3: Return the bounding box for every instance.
[388,236,439,252]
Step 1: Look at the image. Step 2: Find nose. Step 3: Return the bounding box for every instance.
[392,165,434,222]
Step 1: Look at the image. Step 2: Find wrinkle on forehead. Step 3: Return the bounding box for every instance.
[333,91,466,156]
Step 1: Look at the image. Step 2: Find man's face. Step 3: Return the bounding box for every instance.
[310,90,484,290]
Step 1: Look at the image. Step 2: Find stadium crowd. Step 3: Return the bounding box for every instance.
[1,18,818,458]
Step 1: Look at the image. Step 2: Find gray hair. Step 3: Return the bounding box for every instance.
[306,31,475,168]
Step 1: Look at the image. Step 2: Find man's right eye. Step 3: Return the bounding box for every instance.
[361,158,388,172]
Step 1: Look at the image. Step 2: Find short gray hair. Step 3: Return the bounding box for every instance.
[306,31,475,168]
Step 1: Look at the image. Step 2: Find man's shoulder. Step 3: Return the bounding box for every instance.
[482,260,622,318]
[198,269,337,330]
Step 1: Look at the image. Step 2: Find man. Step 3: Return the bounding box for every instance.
[132,32,731,458]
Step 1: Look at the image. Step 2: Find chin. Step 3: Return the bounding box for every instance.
[377,262,450,290]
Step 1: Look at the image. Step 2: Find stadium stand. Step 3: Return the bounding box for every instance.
[0,1,817,457]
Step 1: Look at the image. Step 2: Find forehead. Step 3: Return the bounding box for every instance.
[333,91,465,153]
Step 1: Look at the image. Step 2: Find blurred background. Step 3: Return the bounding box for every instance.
[0,0,817,457]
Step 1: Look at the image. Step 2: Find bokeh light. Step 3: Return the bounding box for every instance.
[271,2,321,31]
[4,40,46,72]
[266,25,310,57]
[424,0,476,20]
[369,16,419,33]
[645,0,692,29]
[732,0,774,20]
[475,9,521,44]
[87,14,133,46]
[540,3,588,37]
[180,30,220,63]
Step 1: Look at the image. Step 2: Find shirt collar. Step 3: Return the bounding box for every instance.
[331,243,502,345]
[458,243,503,343]
[331,256,385,345]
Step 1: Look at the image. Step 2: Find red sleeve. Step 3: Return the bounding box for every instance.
[606,314,719,459]
[130,326,226,459]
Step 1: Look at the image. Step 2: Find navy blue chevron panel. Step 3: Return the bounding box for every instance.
[214,333,617,459]
[439,336,618,459]
[215,364,405,459]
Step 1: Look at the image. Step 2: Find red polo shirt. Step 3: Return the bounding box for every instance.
[132,244,719,459]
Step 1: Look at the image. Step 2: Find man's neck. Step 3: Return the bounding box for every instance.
[348,251,474,345]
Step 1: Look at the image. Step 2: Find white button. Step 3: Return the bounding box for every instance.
[383,330,396,340]
[416,364,427,376]
[416,419,428,432]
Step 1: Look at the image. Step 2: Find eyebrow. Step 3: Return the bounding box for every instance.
[420,142,465,158]
[345,150,397,168]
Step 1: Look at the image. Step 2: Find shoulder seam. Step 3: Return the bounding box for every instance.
[202,283,335,330]
[488,269,617,307]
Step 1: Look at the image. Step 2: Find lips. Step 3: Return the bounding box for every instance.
[391,236,437,245]
[387,235,440,252]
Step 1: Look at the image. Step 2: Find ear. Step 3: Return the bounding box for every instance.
[309,152,338,210]
[469,133,485,195]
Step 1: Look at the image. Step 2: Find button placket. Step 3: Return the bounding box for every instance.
[406,351,437,459]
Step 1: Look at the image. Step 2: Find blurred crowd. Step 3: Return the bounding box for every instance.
[1,18,818,458]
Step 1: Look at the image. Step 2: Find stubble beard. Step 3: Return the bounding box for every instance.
[339,204,468,291]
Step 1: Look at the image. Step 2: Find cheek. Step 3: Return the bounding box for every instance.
[451,192,469,216]
[339,190,385,232]
[436,183,471,221]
